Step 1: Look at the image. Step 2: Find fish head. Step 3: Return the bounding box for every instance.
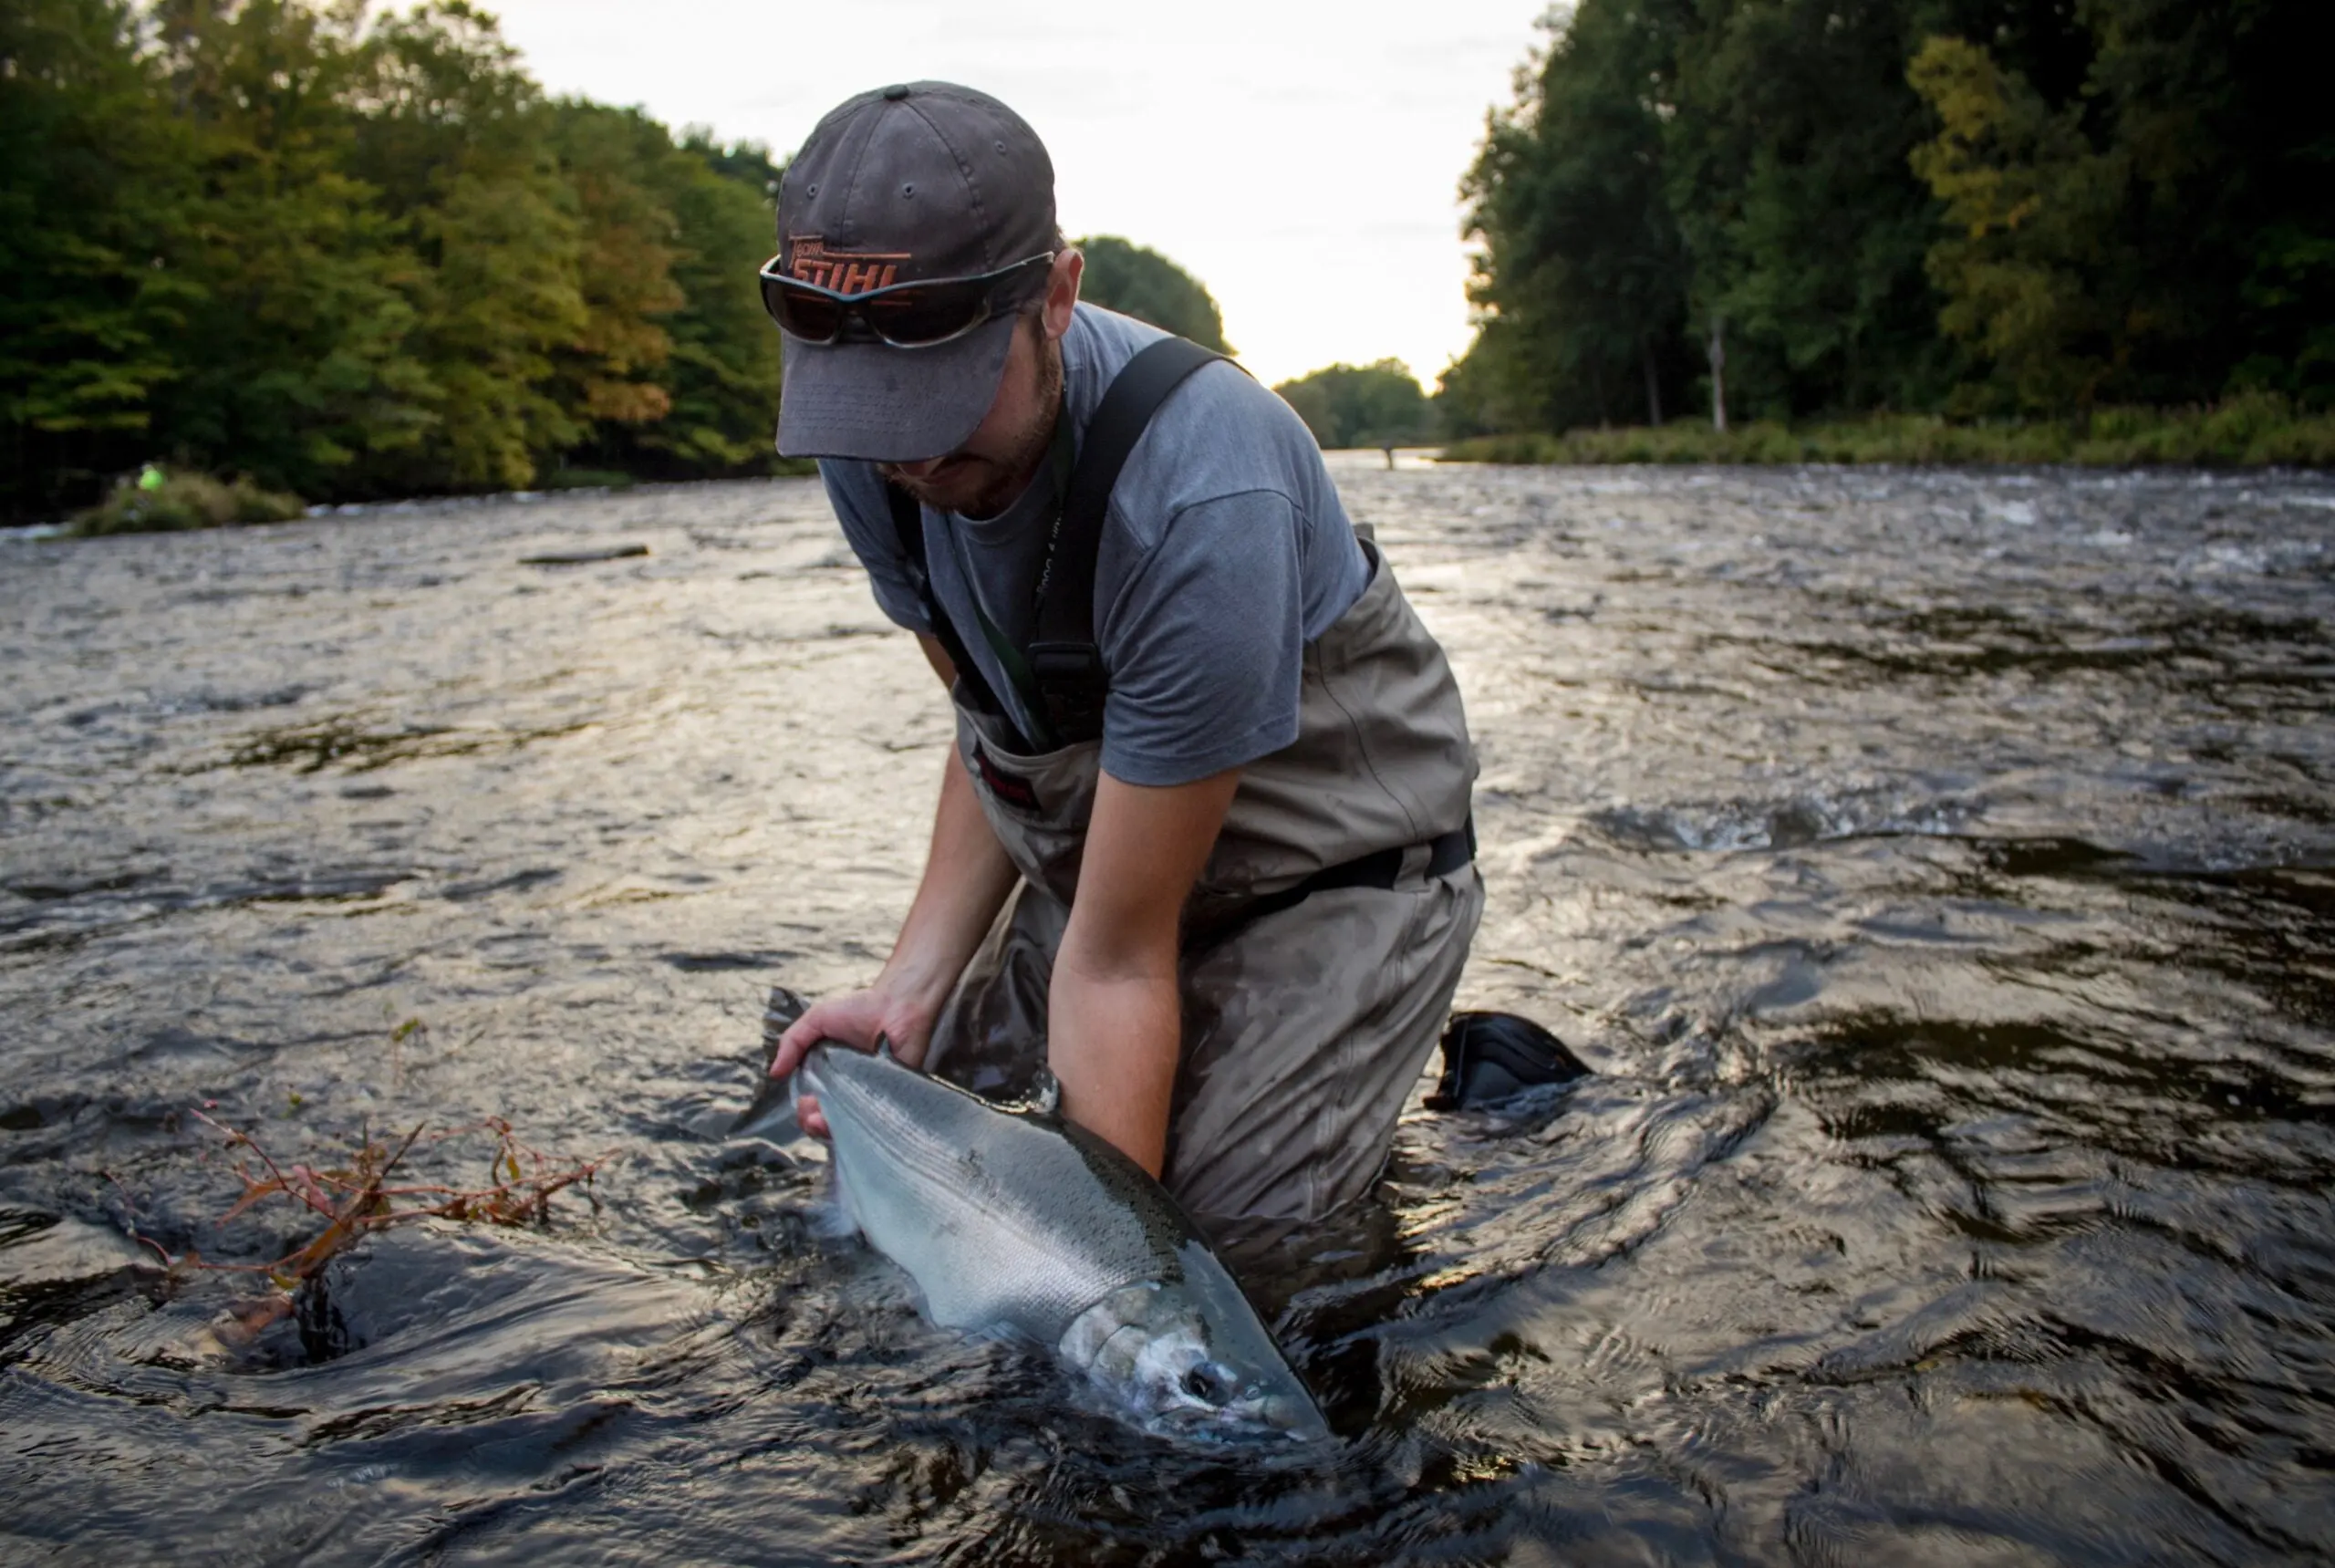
[1061,1258,1330,1445]
[1120,1307,1327,1443]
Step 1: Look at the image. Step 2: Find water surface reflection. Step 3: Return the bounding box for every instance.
[2,462,2330,1562]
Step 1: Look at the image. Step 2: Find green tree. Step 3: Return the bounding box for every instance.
[1453,0,2330,436]
[3,0,804,516]
[562,125,784,478]
[1428,352,1497,441]
[1909,0,2334,410]
[1074,235,1231,353]
[629,133,786,474]
[1272,360,1433,449]
[1458,0,1692,432]
[356,1,583,491]
[545,102,683,433]
[0,0,195,515]
[1662,0,1969,421]
[1907,33,2128,410]
[142,0,434,496]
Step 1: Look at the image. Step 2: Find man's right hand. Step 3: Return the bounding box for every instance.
[769,986,939,1141]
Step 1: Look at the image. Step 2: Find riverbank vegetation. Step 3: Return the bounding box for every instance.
[1075,237,1231,355]
[4,0,792,523]
[1443,395,2335,468]
[70,470,306,535]
[1443,0,2331,461]
[3,0,1255,526]
[1273,361,1435,451]
[1080,244,1457,455]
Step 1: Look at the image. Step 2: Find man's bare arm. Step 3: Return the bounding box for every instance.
[1048,766,1241,1177]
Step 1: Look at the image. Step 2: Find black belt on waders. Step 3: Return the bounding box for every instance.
[884,333,1475,940]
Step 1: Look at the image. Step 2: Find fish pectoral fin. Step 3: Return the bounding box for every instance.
[727,1074,804,1145]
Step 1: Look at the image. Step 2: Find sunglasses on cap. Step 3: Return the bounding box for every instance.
[758,252,1056,348]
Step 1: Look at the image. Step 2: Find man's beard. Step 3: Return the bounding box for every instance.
[884,327,1064,520]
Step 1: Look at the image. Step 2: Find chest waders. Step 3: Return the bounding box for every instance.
[893,335,1487,1226]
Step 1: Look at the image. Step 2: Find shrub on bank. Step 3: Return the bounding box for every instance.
[539,468,638,492]
[1439,396,2335,468]
[71,472,307,536]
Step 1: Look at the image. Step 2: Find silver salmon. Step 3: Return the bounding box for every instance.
[795,1043,1329,1443]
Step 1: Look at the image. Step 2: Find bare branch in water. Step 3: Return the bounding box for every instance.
[133,1109,613,1292]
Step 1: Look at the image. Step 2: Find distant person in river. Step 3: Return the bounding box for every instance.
[763,81,1482,1231]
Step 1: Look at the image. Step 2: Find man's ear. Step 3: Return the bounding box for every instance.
[1043,248,1083,340]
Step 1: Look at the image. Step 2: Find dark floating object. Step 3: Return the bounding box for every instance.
[662,950,797,974]
[518,544,649,566]
[1427,1011,1593,1110]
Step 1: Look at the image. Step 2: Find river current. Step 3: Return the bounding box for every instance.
[2,459,2330,1563]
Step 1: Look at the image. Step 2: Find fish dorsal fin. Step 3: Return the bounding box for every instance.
[1025,1066,1063,1119]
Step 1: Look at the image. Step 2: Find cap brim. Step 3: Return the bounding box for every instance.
[776,315,1016,462]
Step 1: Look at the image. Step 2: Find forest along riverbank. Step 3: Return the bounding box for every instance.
[1438,398,2335,468]
[1,464,2331,1563]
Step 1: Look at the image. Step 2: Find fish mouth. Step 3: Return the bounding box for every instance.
[1261,1396,1334,1445]
[1243,1394,1333,1445]
[1147,1393,1332,1447]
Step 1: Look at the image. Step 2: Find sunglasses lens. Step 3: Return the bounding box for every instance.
[765,278,846,342]
[862,280,991,347]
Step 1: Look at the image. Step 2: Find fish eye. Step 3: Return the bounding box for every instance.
[1182,1364,1229,1405]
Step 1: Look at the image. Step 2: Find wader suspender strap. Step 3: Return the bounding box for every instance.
[1028,335,1226,743]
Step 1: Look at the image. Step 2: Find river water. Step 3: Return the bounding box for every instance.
[2,460,2330,1564]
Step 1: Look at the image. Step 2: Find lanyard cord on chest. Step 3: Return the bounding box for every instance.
[950,409,1076,751]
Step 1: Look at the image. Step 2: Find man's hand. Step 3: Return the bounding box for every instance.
[770,984,939,1140]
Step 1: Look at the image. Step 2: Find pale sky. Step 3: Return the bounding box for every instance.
[479,0,1552,389]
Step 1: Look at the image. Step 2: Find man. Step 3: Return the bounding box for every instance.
[765,81,1481,1229]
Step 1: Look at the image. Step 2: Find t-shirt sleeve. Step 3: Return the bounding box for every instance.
[1097,490,1306,788]
[819,460,932,635]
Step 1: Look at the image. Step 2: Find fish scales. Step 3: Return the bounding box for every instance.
[815,1051,1168,1340]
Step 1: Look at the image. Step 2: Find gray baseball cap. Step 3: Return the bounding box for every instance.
[774,82,1058,462]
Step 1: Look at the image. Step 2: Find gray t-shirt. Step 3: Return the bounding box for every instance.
[821,303,1370,787]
